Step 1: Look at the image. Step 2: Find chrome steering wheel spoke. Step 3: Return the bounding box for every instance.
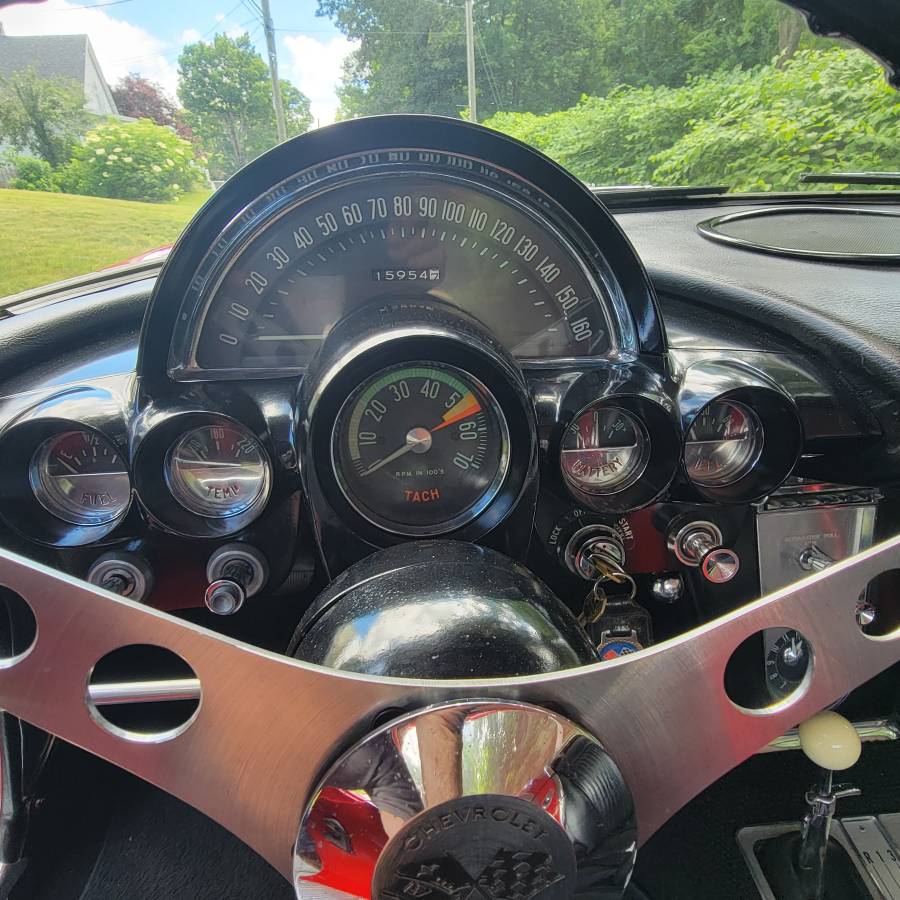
[0,538,898,885]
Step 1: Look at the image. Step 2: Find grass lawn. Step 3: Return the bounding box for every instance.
[0,188,212,297]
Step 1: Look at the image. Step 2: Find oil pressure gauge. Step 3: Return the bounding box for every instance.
[560,407,649,495]
[684,400,762,488]
[166,422,270,519]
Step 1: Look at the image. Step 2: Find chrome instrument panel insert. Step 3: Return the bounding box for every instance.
[0,535,897,892]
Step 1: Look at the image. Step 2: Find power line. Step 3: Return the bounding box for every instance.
[476,28,502,111]
[59,0,135,9]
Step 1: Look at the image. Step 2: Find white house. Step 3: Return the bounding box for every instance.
[0,23,119,117]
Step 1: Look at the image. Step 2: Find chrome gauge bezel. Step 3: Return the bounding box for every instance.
[30,429,132,527]
[145,115,664,389]
[173,165,626,379]
[0,389,134,548]
[679,382,803,503]
[165,423,272,520]
[684,399,764,489]
[557,393,681,515]
[132,411,274,538]
[330,361,512,537]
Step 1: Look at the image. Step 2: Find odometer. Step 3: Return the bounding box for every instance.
[333,363,509,535]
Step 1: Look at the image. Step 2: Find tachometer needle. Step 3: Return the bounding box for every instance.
[358,395,481,478]
[359,428,432,477]
[430,393,482,433]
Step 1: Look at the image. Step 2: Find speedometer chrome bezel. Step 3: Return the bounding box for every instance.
[171,162,630,379]
[330,360,511,537]
[154,118,656,384]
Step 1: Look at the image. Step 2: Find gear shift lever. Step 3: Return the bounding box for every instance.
[796,711,862,900]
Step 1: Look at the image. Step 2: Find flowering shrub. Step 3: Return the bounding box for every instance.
[58,118,203,201]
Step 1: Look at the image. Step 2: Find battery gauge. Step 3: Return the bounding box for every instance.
[560,407,650,495]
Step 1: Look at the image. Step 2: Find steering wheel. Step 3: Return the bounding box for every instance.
[0,535,897,897]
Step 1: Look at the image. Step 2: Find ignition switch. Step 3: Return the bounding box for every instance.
[564,524,626,581]
[205,543,269,615]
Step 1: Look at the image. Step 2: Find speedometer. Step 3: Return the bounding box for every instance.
[192,173,611,372]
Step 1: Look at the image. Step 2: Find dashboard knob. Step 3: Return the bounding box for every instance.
[205,579,245,616]
[700,547,740,584]
[204,544,268,615]
[86,552,153,603]
[668,520,740,584]
[798,544,834,572]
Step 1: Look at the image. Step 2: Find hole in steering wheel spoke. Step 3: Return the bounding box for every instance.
[724,627,813,713]
[87,644,201,743]
[0,586,37,669]
[860,569,900,638]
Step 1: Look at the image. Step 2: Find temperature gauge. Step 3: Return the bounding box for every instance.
[560,407,649,495]
[30,429,130,526]
[167,422,270,519]
[684,400,762,488]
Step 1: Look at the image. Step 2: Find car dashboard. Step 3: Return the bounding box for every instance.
[0,116,897,705]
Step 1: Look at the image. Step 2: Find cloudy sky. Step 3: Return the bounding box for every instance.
[0,0,358,126]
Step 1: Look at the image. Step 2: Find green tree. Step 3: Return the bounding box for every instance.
[0,67,89,167]
[320,0,607,119]
[485,49,900,192]
[320,0,809,119]
[177,33,312,179]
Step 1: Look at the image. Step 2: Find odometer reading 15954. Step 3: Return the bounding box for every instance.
[332,363,509,535]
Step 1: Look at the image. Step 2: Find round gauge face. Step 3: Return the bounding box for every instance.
[560,407,649,495]
[766,629,810,698]
[333,363,509,535]
[684,400,763,488]
[30,430,130,526]
[166,423,270,518]
[189,169,614,373]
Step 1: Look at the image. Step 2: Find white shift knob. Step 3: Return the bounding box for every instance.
[798,711,861,771]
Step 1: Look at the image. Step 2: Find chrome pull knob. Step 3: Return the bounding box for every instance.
[204,543,268,615]
[668,520,740,584]
[700,547,740,584]
[798,544,834,572]
[205,579,245,616]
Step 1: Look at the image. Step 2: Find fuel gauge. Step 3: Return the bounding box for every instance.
[30,429,130,526]
[561,407,649,495]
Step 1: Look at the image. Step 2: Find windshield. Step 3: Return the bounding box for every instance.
[1,0,897,297]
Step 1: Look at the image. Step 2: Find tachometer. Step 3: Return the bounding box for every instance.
[332,362,509,535]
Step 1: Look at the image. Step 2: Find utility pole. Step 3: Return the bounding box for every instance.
[465,0,477,123]
[261,0,288,143]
